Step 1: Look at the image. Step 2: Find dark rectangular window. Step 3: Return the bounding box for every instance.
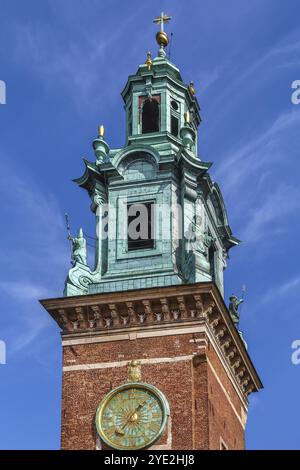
[128,105,132,135]
[171,115,179,137]
[208,245,216,282]
[142,99,159,134]
[127,202,155,251]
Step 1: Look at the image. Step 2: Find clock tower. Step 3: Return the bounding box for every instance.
[41,13,262,450]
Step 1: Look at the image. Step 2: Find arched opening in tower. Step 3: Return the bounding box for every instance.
[142,99,159,133]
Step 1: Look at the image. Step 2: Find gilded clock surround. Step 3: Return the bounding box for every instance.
[95,382,170,450]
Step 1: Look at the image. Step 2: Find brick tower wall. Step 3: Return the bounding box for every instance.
[60,331,246,450]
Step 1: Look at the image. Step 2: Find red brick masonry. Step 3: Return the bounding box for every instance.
[40,282,262,450]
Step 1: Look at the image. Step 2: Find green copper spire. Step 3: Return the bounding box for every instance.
[64,16,239,298]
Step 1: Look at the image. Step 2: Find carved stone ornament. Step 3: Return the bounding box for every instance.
[41,284,262,399]
[127,360,142,382]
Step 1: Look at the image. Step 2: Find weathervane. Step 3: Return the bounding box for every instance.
[153,12,172,56]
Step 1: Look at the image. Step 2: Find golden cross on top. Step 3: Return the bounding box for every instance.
[153,12,172,33]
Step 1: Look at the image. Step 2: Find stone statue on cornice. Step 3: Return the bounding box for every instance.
[229,295,244,326]
[68,228,87,266]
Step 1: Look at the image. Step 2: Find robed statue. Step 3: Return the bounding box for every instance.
[68,228,87,266]
[229,295,244,326]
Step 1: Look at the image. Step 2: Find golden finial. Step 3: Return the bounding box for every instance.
[98,124,105,138]
[153,12,172,48]
[127,360,142,382]
[145,51,153,70]
[189,81,196,96]
[184,110,191,124]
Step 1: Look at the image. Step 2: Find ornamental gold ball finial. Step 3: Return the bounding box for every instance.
[156,31,169,47]
[153,12,172,48]
[145,51,153,70]
[98,124,105,138]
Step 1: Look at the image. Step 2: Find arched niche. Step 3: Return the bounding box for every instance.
[208,184,229,228]
[124,160,156,181]
[116,150,158,181]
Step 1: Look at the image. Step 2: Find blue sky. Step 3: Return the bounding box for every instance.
[0,0,300,450]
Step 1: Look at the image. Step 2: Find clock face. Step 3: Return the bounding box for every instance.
[96,382,169,450]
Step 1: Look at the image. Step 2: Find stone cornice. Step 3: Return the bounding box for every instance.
[40,282,262,399]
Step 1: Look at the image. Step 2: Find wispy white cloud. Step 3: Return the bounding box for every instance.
[198,66,221,92]
[215,110,300,192]
[248,394,264,413]
[279,276,300,294]
[9,313,52,356]
[0,281,54,301]
[201,36,300,141]
[273,40,300,56]
[0,160,67,273]
[240,184,300,242]
[212,109,300,242]
[0,159,67,356]
[262,275,300,304]
[11,6,146,108]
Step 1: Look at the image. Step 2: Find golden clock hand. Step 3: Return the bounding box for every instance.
[115,399,148,435]
[115,427,125,436]
[134,399,148,413]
